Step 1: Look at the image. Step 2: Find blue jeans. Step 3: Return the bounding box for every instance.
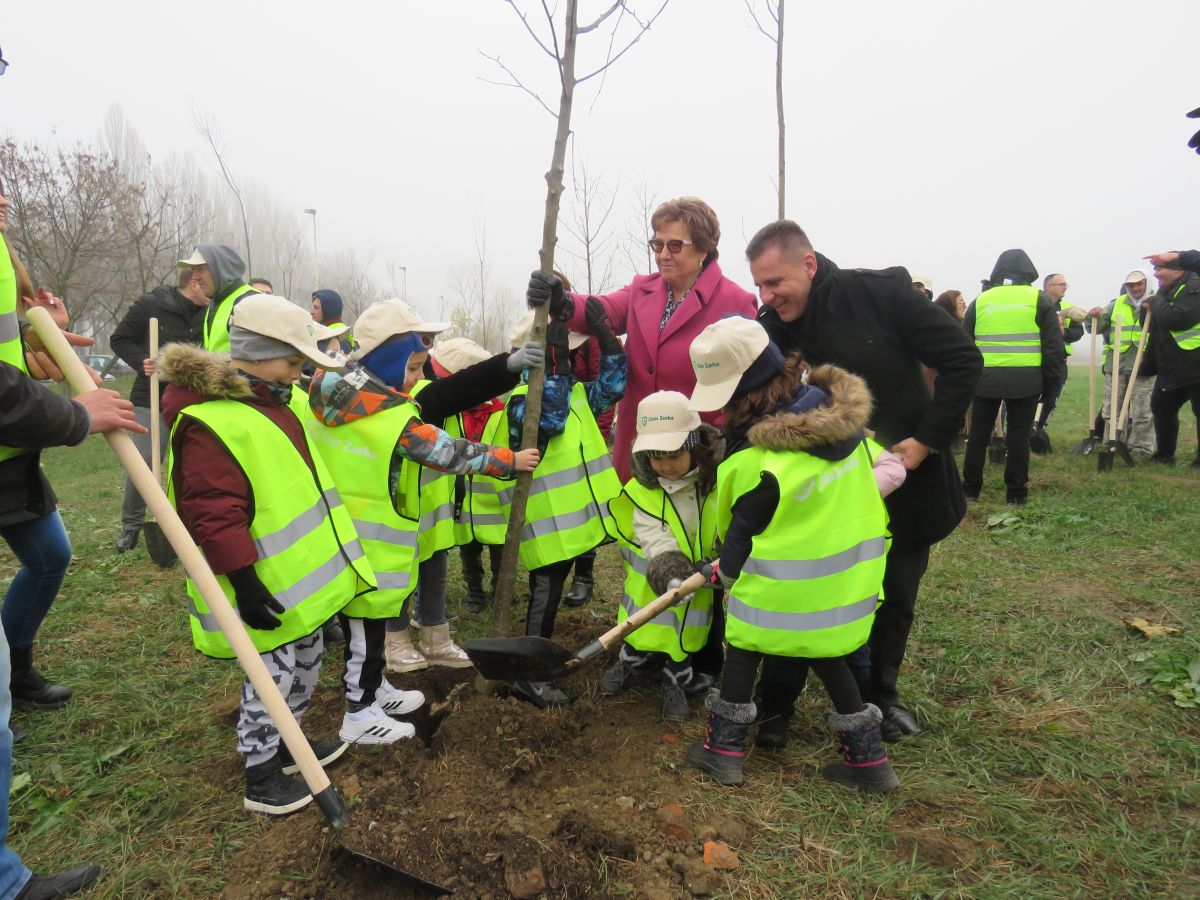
[0,510,73,648]
[0,620,31,897]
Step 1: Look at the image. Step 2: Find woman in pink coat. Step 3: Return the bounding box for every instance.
[562,197,758,482]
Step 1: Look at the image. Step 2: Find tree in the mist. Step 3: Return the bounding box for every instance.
[562,151,620,294]
[620,177,659,279]
[192,111,254,275]
[446,225,520,352]
[746,0,786,218]
[481,0,670,635]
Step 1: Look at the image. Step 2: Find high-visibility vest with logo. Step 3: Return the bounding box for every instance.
[0,239,31,463]
[496,382,621,570]
[203,284,256,352]
[306,400,422,618]
[974,284,1042,368]
[405,380,461,561]
[716,441,887,658]
[1165,281,1200,351]
[1105,294,1142,355]
[463,409,512,546]
[608,479,716,661]
[168,400,376,657]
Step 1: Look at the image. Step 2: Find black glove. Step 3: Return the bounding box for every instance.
[228,566,285,631]
[586,297,621,356]
[525,271,573,321]
[697,558,720,585]
[547,320,573,376]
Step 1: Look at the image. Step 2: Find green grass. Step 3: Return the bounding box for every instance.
[4,372,1200,897]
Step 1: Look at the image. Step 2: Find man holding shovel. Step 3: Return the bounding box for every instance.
[109,265,209,552]
[1085,271,1155,456]
[1142,257,1200,466]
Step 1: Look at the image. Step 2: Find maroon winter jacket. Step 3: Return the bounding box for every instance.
[571,336,615,442]
[160,345,317,576]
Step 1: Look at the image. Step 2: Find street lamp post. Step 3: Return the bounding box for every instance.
[304,208,319,292]
[399,266,407,302]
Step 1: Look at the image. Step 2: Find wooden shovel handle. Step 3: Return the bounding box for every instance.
[27,309,344,819]
[1108,316,1122,442]
[1087,314,1098,423]
[575,571,709,662]
[149,318,160,483]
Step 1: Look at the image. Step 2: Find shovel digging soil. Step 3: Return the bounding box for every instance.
[143,318,176,567]
[465,571,708,682]
[28,309,443,894]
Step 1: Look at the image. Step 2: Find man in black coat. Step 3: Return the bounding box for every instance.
[1141,257,1200,465]
[109,267,208,551]
[747,220,982,742]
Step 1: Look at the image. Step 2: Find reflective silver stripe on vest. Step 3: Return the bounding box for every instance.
[620,593,710,630]
[0,311,19,344]
[187,597,222,633]
[1173,328,1200,342]
[619,546,649,575]
[352,519,419,549]
[523,500,602,541]
[498,457,614,506]
[742,537,886,581]
[254,488,342,559]
[728,593,878,632]
[977,332,1039,342]
[375,570,413,590]
[420,502,456,530]
[273,548,354,609]
[978,345,1041,353]
[470,512,508,527]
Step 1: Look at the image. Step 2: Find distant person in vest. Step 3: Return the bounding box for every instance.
[310,289,354,356]
[1141,257,1200,466]
[178,245,258,353]
[1033,273,1085,449]
[505,295,626,709]
[108,265,209,552]
[961,250,1065,504]
[161,294,374,817]
[1084,271,1155,455]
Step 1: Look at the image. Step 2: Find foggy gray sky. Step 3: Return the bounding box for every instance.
[4,0,1199,338]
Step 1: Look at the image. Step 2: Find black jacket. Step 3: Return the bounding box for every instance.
[758,254,983,552]
[110,286,206,407]
[0,361,91,525]
[413,352,520,427]
[1176,250,1200,273]
[961,250,1066,402]
[1146,271,1200,391]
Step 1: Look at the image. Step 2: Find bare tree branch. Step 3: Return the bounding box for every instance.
[477,51,558,118]
[577,0,669,84]
[501,0,559,60]
[578,0,623,33]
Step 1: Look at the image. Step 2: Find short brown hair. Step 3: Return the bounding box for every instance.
[722,352,807,433]
[176,267,194,290]
[745,219,814,264]
[650,197,721,261]
[934,290,963,321]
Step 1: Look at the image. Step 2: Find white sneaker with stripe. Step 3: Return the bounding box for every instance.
[376,679,425,716]
[339,702,416,745]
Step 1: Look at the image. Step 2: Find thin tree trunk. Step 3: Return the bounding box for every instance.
[776,0,786,219]
[490,0,579,638]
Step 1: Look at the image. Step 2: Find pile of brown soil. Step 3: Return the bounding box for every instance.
[220,615,749,898]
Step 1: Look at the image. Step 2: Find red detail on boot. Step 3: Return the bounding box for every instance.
[842,756,891,768]
[702,741,745,757]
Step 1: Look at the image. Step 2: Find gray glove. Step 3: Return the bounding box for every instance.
[506,341,545,373]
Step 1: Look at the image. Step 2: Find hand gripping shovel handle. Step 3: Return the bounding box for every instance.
[574,571,709,664]
[27,309,350,829]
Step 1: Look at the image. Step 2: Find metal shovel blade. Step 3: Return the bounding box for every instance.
[464,635,575,682]
[332,842,451,896]
[143,521,177,568]
[1029,426,1052,455]
[1073,435,1099,455]
[1097,444,1115,472]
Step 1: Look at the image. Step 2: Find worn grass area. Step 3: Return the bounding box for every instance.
[3,373,1199,897]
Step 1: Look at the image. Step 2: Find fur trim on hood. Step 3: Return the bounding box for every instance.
[630,423,724,489]
[747,365,871,454]
[158,344,252,402]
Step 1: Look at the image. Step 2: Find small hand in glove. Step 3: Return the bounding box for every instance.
[698,558,730,588]
[506,341,546,373]
[585,297,622,355]
[547,320,574,375]
[526,271,573,321]
[228,566,285,631]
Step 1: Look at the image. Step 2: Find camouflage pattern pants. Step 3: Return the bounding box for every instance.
[1102,368,1155,453]
[237,628,324,767]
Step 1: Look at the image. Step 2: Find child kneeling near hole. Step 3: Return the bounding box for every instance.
[684,316,899,793]
[603,390,722,722]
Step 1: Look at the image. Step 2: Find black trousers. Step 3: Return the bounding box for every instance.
[1038,374,1066,426]
[690,589,725,677]
[722,645,862,715]
[338,613,386,712]
[1150,380,1200,460]
[526,558,575,639]
[962,393,1040,501]
[460,540,502,592]
[569,547,596,581]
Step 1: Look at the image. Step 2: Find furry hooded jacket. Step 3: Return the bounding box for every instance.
[717,364,875,585]
[160,344,319,576]
[627,424,724,595]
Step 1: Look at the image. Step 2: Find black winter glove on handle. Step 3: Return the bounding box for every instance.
[546,320,573,376]
[586,297,621,355]
[697,558,720,586]
[227,565,285,631]
[526,271,573,321]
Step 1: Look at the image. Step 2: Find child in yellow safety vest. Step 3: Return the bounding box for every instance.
[601,390,723,722]
[162,294,375,818]
[684,316,901,793]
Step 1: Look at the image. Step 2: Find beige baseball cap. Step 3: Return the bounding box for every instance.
[177,249,206,268]
[913,275,933,292]
[351,300,450,360]
[431,337,492,374]
[688,317,769,411]
[632,391,701,454]
[1124,270,1148,284]
[228,294,343,369]
[509,310,588,351]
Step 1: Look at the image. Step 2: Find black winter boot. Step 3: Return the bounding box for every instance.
[14,862,102,899]
[244,754,314,816]
[821,704,900,793]
[662,668,690,722]
[114,527,140,553]
[562,551,595,608]
[10,646,72,711]
[685,695,754,786]
[461,544,489,614]
[276,737,348,775]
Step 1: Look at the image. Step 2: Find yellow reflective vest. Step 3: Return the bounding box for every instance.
[168,399,375,657]
[974,284,1042,368]
[462,409,513,546]
[1105,293,1143,355]
[408,380,460,561]
[202,284,256,352]
[716,441,887,658]
[608,478,715,661]
[1165,281,1200,351]
[0,238,31,463]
